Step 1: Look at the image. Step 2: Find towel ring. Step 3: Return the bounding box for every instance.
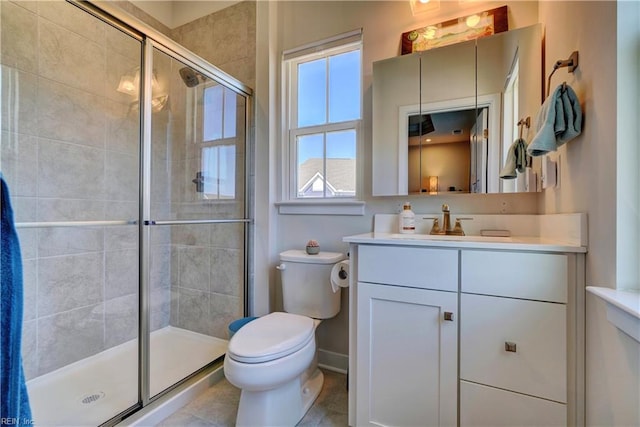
[546,51,579,96]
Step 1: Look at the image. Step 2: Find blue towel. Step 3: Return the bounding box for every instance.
[500,138,530,179]
[527,83,583,156]
[1,176,33,425]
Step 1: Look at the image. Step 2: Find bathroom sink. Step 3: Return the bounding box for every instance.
[386,233,513,243]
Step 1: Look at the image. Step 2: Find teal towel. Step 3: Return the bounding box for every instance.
[500,138,530,179]
[1,175,33,425]
[527,83,582,156]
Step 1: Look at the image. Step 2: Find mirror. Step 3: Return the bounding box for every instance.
[372,23,542,196]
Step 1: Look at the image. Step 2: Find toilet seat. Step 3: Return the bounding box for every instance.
[228,312,314,364]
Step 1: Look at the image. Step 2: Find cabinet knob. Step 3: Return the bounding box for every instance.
[443,312,454,321]
[505,341,517,352]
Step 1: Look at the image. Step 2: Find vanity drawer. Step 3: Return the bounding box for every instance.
[460,381,566,426]
[460,293,567,402]
[358,245,458,292]
[461,250,568,303]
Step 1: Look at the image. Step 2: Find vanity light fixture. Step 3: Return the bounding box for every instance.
[117,73,138,95]
[116,67,159,96]
[117,67,168,112]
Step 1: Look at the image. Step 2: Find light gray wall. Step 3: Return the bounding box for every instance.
[538,1,640,426]
[255,0,540,356]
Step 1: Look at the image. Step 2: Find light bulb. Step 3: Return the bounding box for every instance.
[424,26,437,40]
[466,14,481,28]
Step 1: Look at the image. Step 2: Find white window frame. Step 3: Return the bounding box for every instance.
[278,30,365,215]
[193,82,240,201]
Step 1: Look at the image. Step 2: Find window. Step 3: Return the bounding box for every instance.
[199,84,238,200]
[284,30,362,201]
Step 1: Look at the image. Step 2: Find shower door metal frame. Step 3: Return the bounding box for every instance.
[139,38,253,408]
[66,0,254,423]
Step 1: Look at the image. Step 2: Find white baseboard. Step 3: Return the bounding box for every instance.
[317,349,348,374]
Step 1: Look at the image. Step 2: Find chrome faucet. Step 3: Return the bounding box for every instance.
[425,204,470,236]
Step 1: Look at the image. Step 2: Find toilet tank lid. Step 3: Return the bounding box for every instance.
[279,249,345,264]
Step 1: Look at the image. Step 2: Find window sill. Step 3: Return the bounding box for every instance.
[587,286,640,343]
[275,200,366,216]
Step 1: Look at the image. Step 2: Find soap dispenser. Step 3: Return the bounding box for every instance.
[399,202,415,234]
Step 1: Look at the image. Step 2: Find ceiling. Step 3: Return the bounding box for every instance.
[408,109,478,146]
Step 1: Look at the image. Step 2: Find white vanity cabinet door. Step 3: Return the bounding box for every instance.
[460,293,567,402]
[460,381,567,426]
[356,281,458,427]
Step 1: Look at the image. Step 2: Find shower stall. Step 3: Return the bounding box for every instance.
[0,1,252,425]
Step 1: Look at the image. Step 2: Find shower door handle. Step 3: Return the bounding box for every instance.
[144,219,252,226]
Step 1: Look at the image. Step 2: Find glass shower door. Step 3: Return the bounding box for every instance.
[1,1,142,424]
[146,47,247,398]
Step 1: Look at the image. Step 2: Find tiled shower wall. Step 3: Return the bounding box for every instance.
[170,1,256,90]
[0,0,171,379]
[1,0,254,380]
[164,2,256,340]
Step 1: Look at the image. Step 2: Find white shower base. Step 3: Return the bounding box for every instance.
[27,326,228,426]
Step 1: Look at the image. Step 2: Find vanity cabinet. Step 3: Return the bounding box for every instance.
[356,245,458,426]
[349,242,585,427]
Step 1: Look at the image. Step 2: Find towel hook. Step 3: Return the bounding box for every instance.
[517,116,530,139]
[546,51,579,96]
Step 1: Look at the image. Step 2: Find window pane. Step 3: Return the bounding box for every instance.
[202,146,219,195]
[297,133,325,197]
[202,145,236,199]
[219,145,236,199]
[326,130,356,197]
[204,85,223,141]
[298,59,327,127]
[329,50,361,123]
[223,88,237,139]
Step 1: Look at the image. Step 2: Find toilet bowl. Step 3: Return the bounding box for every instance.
[224,312,322,426]
[224,250,346,427]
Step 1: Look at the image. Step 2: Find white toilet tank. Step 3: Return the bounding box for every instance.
[279,250,345,319]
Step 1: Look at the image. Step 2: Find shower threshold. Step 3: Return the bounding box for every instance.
[26,326,228,426]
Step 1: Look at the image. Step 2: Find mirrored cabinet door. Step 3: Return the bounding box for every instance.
[372,24,543,196]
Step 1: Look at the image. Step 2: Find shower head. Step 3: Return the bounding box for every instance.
[179,67,202,88]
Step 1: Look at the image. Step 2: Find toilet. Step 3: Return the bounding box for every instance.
[223,250,346,426]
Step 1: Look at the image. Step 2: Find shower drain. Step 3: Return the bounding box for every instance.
[81,392,105,404]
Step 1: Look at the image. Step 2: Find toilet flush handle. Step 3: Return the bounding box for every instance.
[276,263,286,271]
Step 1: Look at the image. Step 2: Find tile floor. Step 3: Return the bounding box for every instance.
[158,369,348,426]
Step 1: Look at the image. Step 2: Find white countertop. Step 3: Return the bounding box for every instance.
[343,232,587,253]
